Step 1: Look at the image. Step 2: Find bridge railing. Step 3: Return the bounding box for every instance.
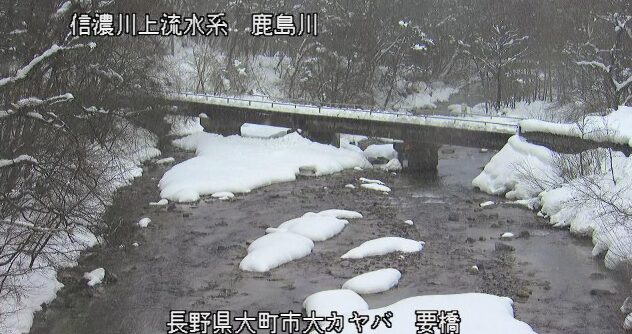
[169,91,521,133]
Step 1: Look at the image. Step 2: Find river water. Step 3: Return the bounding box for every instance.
[30,144,627,334]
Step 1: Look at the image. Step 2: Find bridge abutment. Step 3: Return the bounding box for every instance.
[394,142,439,174]
[200,116,242,136]
[303,129,340,147]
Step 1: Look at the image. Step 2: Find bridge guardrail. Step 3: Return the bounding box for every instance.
[169,91,520,133]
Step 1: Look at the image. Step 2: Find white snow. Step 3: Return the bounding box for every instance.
[266,212,350,242]
[0,154,38,168]
[341,268,401,294]
[305,292,536,334]
[472,135,559,199]
[316,209,363,219]
[241,210,361,272]
[361,183,392,193]
[240,123,289,138]
[378,158,403,172]
[303,289,369,316]
[341,237,424,259]
[345,184,356,189]
[156,157,175,164]
[212,191,235,200]
[169,92,518,135]
[239,232,314,272]
[501,232,515,239]
[159,132,370,202]
[83,268,105,287]
[359,177,384,185]
[166,115,204,136]
[137,217,151,228]
[520,106,632,147]
[363,144,397,161]
[149,199,168,206]
[404,220,414,225]
[480,201,495,208]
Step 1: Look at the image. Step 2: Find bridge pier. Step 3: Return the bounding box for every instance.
[394,142,439,174]
[200,116,242,136]
[303,129,340,147]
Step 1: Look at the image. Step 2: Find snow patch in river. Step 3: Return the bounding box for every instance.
[342,268,401,294]
[159,132,370,202]
[341,237,424,259]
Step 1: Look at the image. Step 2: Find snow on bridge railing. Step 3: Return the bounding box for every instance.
[167,91,521,134]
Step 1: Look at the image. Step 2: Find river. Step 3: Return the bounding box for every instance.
[30,143,627,334]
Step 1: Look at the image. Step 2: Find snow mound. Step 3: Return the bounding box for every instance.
[267,212,350,242]
[341,237,424,259]
[307,292,536,334]
[303,289,369,316]
[342,268,401,294]
[379,158,402,172]
[159,132,370,202]
[404,220,414,225]
[361,183,392,193]
[239,232,314,272]
[83,268,105,287]
[137,217,151,228]
[472,135,559,199]
[480,201,495,207]
[364,144,397,161]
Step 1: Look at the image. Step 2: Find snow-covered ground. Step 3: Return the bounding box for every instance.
[0,121,161,334]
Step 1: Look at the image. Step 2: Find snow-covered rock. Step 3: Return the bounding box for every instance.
[359,177,384,185]
[342,268,401,294]
[83,268,105,287]
[361,183,392,193]
[267,213,349,242]
[137,217,151,228]
[303,289,369,316]
[404,220,414,225]
[239,232,314,272]
[364,144,397,162]
[480,201,495,208]
[341,237,424,259]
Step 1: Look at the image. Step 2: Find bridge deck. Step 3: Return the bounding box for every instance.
[161,93,631,156]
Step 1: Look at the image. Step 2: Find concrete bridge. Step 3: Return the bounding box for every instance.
[158,92,632,173]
